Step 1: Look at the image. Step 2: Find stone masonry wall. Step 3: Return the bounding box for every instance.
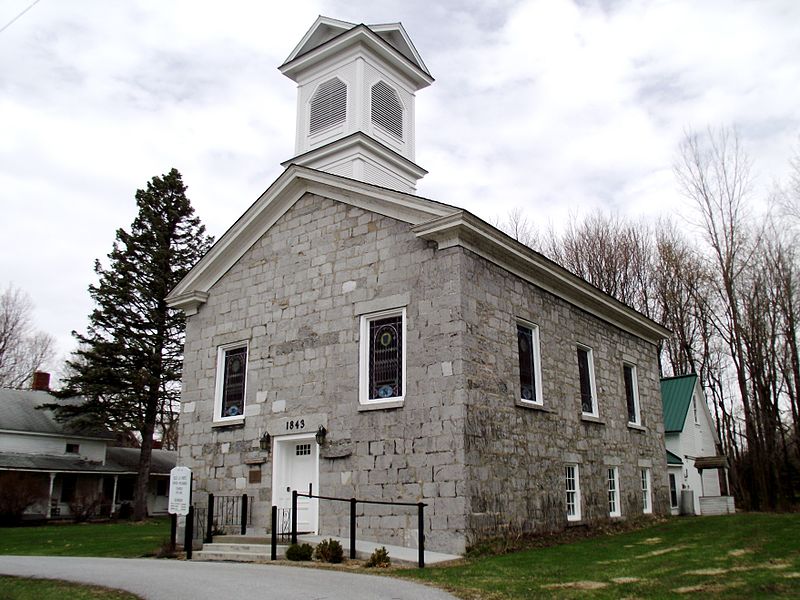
[458,249,669,546]
[177,193,468,553]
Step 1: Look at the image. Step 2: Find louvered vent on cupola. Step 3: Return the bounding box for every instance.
[309,78,347,134]
[371,81,403,139]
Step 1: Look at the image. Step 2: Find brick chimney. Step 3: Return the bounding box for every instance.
[31,371,51,391]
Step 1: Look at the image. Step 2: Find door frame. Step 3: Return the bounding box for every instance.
[271,432,319,534]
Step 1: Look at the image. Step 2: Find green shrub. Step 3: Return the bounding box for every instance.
[365,546,390,568]
[314,538,344,563]
[285,543,313,561]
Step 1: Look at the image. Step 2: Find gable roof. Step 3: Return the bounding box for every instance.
[661,374,698,433]
[0,389,114,440]
[282,16,431,82]
[667,449,683,465]
[166,165,670,344]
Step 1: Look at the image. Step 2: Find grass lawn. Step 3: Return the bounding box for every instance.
[0,519,171,558]
[0,576,141,600]
[398,513,800,599]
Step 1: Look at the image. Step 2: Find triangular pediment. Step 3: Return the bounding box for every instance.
[284,16,354,64]
[166,165,455,314]
[282,16,431,82]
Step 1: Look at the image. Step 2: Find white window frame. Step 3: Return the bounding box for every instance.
[516,320,543,406]
[359,307,407,406]
[213,341,249,424]
[608,467,621,517]
[565,464,582,522]
[623,363,640,425]
[641,468,653,514]
[577,344,598,417]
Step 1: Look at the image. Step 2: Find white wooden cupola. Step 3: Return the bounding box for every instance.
[279,16,433,193]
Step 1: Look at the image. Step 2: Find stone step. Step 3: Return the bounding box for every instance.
[201,542,283,554]
[212,535,274,545]
[193,542,287,563]
[191,536,461,566]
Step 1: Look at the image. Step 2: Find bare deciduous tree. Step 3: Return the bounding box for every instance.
[543,211,654,316]
[490,207,539,248]
[0,284,54,389]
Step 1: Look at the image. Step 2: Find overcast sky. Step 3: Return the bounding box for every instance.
[2,0,799,376]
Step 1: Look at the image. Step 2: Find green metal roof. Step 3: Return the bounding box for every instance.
[666,449,683,465]
[661,374,697,433]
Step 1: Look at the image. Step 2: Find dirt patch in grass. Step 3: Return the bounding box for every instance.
[611,577,642,584]
[674,582,739,594]
[639,537,662,545]
[541,581,609,590]
[684,560,792,578]
[728,548,752,557]
[637,544,692,558]
[685,567,730,575]
[596,558,630,565]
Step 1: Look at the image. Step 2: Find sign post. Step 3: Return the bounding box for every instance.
[168,466,192,556]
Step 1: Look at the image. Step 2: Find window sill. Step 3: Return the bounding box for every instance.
[516,400,553,412]
[358,399,404,412]
[580,414,605,425]
[212,417,245,429]
[627,422,647,432]
[566,519,585,527]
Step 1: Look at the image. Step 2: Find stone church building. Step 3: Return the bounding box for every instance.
[167,16,670,554]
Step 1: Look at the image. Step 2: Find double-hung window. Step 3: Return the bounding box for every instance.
[360,308,406,404]
[577,345,597,416]
[214,343,248,421]
[641,468,652,514]
[517,322,542,405]
[565,464,581,521]
[608,467,621,517]
[624,364,640,425]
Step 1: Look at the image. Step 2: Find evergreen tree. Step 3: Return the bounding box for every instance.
[60,169,212,520]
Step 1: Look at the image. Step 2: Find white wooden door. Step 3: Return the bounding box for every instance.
[273,435,318,533]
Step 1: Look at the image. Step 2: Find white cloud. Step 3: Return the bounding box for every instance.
[0,0,798,370]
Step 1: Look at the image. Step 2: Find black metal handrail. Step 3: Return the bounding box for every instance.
[282,487,428,568]
[204,493,251,542]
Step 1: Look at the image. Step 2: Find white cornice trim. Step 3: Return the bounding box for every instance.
[412,212,671,344]
[282,132,428,181]
[167,291,209,316]
[168,167,669,343]
[280,25,433,88]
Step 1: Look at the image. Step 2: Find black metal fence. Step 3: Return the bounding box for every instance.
[192,506,207,541]
[285,488,428,568]
[203,493,252,542]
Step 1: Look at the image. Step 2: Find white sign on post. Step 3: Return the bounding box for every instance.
[168,466,192,515]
